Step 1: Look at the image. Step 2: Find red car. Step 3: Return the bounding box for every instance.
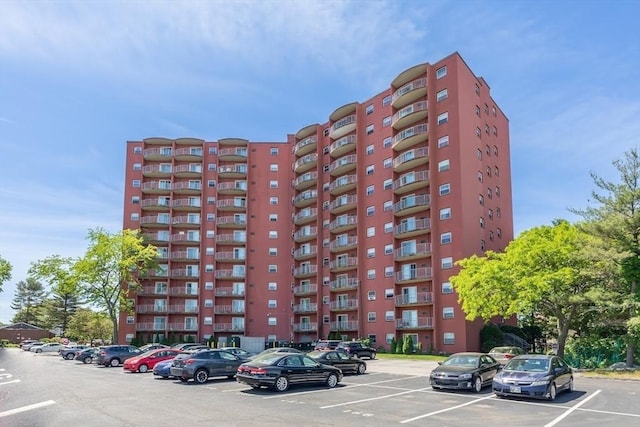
[123,348,185,373]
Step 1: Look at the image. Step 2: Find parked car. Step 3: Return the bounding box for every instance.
[171,343,204,352]
[313,340,341,350]
[31,343,64,353]
[429,352,501,392]
[488,346,526,366]
[138,343,170,353]
[75,347,101,364]
[22,341,45,351]
[307,350,367,375]
[250,347,301,360]
[492,354,573,401]
[170,349,248,384]
[220,347,257,359]
[123,348,185,373]
[183,345,210,354]
[153,358,178,379]
[60,345,90,360]
[236,352,343,392]
[95,345,142,367]
[19,339,40,349]
[336,341,377,359]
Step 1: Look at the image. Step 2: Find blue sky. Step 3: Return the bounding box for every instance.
[0,0,638,323]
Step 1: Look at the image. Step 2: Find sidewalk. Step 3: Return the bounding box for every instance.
[366,358,438,376]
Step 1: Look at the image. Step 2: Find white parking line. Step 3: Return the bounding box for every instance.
[0,379,21,386]
[0,400,56,418]
[544,390,601,427]
[321,387,432,408]
[400,394,495,423]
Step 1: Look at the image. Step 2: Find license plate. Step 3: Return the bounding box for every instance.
[510,386,521,393]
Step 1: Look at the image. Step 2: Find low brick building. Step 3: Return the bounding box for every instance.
[0,322,54,344]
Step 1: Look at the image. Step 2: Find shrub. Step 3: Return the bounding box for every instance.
[480,323,504,352]
[402,335,414,355]
[390,337,397,354]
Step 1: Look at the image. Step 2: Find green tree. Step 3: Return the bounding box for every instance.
[571,148,640,367]
[73,228,158,343]
[29,256,83,336]
[66,308,113,343]
[10,278,47,325]
[0,255,12,293]
[450,221,614,359]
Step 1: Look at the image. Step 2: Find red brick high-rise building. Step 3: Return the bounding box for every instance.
[120,52,513,353]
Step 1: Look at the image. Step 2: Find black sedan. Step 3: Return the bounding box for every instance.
[492,354,573,400]
[307,350,367,375]
[170,349,247,384]
[236,353,343,392]
[75,347,101,364]
[429,352,501,392]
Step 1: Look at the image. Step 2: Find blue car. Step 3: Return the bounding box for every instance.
[153,358,175,379]
[492,354,573,401]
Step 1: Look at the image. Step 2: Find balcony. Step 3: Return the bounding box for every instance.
[168,305,199,314]
[142,181,171,195]
[136,286,168,296]
[216,216,247,229]
[170,233,200,245]
[394,194,430,216]
[393,147,429,173]
[172,198,201,211]
[329,194,357,215]
[172,215,200,228]
[329,236,357,253]
[329,278,359,292]
[141,198,171,212]
[329,215,356,234]
[293,322,318,332]
[293,303,317,313]
[169,323,198,332]
[218,147,248,162]
[293,245,317,261]
[329,154,356,177]
[136,323,167,332]
[170,269,199,279]
[214,305,245,315]
[170,250,200,261]
[329,256,357,273]
[394,267,433,284]
[329,114,356,140]
[143,147,172,161]
[293,227,317,243]
[142,164,172,178]
[214,323,245,333]
[329,174,356,196]
[136,304,167,314]
[293,153,317,174]
[218,137,248,147]
[392,123,429,152]
[143,232,170,244]
[218,164,247,179]
[394,243,432,261]
[293,264,317,279]
[395,292,433,307]
[392,100,428,130]
[214,287,246,297]
[215,269,246,280]
[140,215,170,228]
[170,287,199,297]
[293,208,317,225]
[293,135,318,157]
[391,77,427,109]
[394,170,430,195]
[394,218,431,238]
[217,181,247,195]
[173,163,203,178]
[292,172,318,191]
[329,134,356,158]
[216,198,247,212]
[173,146,203,161]
[329,320,358,331]
[216,234,246,245]
[171,181,202,194]
[395,317,434,330]
[293,283,318,296]
[215,251,246,262]
[293,190,317,208]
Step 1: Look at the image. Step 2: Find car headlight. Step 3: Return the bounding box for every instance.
[459,373,472,380]
[531,377,552,386]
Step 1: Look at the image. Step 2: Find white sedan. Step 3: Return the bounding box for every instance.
[30,343,64,353]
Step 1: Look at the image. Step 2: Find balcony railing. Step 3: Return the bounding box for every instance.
[293,303,317,313]
[329,320,358,331]
[395,317,434,329]
[394,267,432,283]
[293,322,318,332]
[330,299,358,310]
[394,292,433,306]
[329,278,358,291]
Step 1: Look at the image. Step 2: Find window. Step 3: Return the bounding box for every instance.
[476,127,482,138]
[366,206,375,216]
[269,214,278,222]
[384,222,393,233]
[383,137,392,148]
[439,183,451,196]
[443,307,454,319]
[384,266,394,277]
[485,124,490,135]
[497,228,502,238]
[205,282,213,290]
[368,291,376,301]
[480,217,485,228]
[441,257,453,269]
[268,317,277,326]
[475,83,480,94]
[479,194,484,205]
[443,332,455,345]
[383,116,392,127]
[436,89,448,102]
[438,135,449,148]
[204,299,213,308]
[382,95,391,106]
[323,296,330,305]
[441,232,452,244]
[205,247,214,255]
[269,197,278,205]
[442,282,453,294]
[209,147,217,155]
[204,317,213,326]
[384,244,393,255]
[437,112,448,125]
[366,144,374,155]
[366,165,374,175]
[367,227,375,237]
[205,264,214,272]
[495,166,499,177]
[206,230,214,238]
[270,147,279,155]
[368,312,377,322]
[366,185,374,196]
[476,148,482,160]
[383,179,393,190]
[206,213,215,221]
[383,200,393,211]
[440,207,451,220]
[270,164,278,171]
[489,230,494,241]
[493,126,498,136]
[487,188,492,199]
[475,105,481,116]
[496,208,502,218]
[368,269,376,279]
[323,164,329,173]
[481,240,486,250]
[268,282,277,290]
[383,158,392,168]
[436,65,447,79]
[366,124,374,135]
[268,300,277,308]
[269,231,278,239]
[207,180,216,188]
[323,315,330,324]
[126,316,134,324]
[269,180,278,188]
[486,145,491,156]
[323,146,330,155]
[133,146,142,154]
[438,159,450,172]
[268,248,277,256]
[207,196,215,204]
[208,163,216,171]
[478,171,483,182]
[488,208,493,219]
[132,180,140,187]
[366,104,374,115]
[492,106,497,116]
[132,162,141,171]
[131,196,139,204]
[495,186,500,197]
[385,311,394,321]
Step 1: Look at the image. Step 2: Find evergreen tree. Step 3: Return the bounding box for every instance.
[10,278,47,325]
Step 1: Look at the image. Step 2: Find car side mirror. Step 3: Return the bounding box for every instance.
[437,361,443,365]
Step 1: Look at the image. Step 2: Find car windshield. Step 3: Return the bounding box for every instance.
[443,355,479,367]
[490,347,512,353]
[306,351,325,358]
[505,358,549,372]
[251,354,284,365]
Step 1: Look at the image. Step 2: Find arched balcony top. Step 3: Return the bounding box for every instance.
[329,102,357,122]
[217,138,248,147]
[295,124,318,140]
[174,137,204,146]
[143,137,173,146]
[391,63,427,89]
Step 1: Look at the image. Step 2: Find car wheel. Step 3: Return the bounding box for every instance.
[83,356,92,364]
[274,376,289,392]
[110,358,120,367]
[369,352,376,360]
[567,377,574,393]
[194,369,209,384]
[326,373,339,388]
[138,364,148,373]
[36,349,42,354]
[473,377,483,393]
[548,383,557,401]
[356,363,366,375]
[65,353,75,360]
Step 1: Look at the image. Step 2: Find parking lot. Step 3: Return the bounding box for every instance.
[1,348,639,426]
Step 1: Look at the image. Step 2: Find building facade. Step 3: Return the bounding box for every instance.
[120,52,513,353]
